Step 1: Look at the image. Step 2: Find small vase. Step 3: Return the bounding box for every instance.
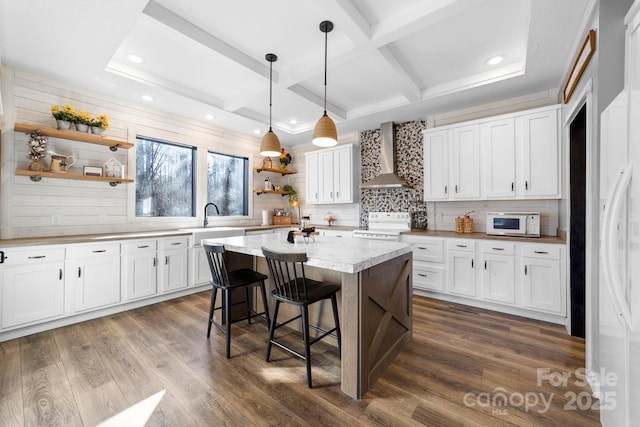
[90,126,104,136]
[28,159,46,171]
[75,123,89,133]
[56,120,72,130]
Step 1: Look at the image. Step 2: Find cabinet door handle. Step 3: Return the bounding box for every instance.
[0,251,7,263]
[77,267,82,278]
[138,245,149,249]
[165,256,169,265]
[511,182,514,191]
[492,247,504,251]
[534,251,548,254]
[525,180,529,190]
[92,249,106,253]
[455,184,458,193]
[484,260,487,269]
[417,246,427,250]
[28,255,46,259]
[330,192,333,198]
[153,257,157,267]
[471,259,474,268]
[59,269,63,280]
[444,185,448,194]
[524,265,528,275]
[315,193,318,199]
[336,192,339,198]
[171,242,181,246]
[418,273,428,277]
[456,244,467,248]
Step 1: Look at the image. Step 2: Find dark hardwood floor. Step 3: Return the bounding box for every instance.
[0,292,601,426]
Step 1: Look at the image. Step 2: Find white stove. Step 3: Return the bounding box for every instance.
[352,212,411,241]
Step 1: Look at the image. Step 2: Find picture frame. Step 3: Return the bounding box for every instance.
[273,208,285,216]
[83,166,103,177]
[563,29,596,104]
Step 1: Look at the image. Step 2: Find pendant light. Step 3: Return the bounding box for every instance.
[312,20,337,147]
[260,53,282,157]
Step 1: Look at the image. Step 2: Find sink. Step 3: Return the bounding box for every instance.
[179,227,245,245]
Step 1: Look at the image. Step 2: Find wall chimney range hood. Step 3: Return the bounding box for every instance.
[360,122,411,189]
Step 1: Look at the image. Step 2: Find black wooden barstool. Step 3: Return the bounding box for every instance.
[204,243,270,359]
[261,246,341,388]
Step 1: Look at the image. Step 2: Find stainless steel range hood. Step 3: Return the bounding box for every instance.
[360,122,411,189]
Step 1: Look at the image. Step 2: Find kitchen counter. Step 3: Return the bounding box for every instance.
[403,229,566,244]
[206,233,412,399]
[0,230,193,247]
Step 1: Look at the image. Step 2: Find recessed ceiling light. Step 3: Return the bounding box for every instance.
[205,114,215,120]
[290,119,297,125]
[486,55,505,66]
[254,129,261,135]
[127,54,143,64]
[141,94,154,101]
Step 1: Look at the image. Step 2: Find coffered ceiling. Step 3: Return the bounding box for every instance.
[0,0,594,144]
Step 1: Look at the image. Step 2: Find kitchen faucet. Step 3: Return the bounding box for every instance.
[203,202,220,228]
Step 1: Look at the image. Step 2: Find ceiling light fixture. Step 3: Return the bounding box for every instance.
[205,114,215,120]
[312,20,337,148]
[141,94,154,101]
[259,53,282,157]
[487,55,504,66]
[127,54,143,64]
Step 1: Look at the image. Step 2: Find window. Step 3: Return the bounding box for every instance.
[136,136,196,217]
[207,151,249,216]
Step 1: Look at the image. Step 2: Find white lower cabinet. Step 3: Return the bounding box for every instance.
[158,238,188,294]
[446,240,476,297]
[0,246,66,329]
[401,234,566,323]
[122,240,158,301]
[320,229,353,238]
[70,243,121,312]
[480,242,515,304]
[521,244,564,315]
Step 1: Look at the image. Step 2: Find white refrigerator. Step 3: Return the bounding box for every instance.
[599,3,640,425]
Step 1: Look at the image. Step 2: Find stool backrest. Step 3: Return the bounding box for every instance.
[204,243,229,288]
[261,246,310,301]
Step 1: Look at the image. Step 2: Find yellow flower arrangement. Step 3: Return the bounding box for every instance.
[74,110,93,125]
[50,104,76,122]
[90,114,110,130]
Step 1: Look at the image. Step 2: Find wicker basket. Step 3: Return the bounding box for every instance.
[463,217,474,233]
[455,217,464,233]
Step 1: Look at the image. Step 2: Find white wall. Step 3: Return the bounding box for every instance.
[0,66,292,239]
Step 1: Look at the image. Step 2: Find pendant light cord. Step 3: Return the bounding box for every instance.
[269,59,273,131]
[323,29,328,115]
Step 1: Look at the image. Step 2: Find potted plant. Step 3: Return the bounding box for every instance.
[89,114,110,136]
[50,104,76,130]
[73,110,92,132]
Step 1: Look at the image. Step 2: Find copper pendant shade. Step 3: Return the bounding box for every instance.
[312,20,337,147]
[260,53,282,157]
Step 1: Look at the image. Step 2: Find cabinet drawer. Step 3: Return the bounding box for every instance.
[73,242,120,258]
[124,240,157,253]
[520,244,560,260]
[158,237,188,250]
[402,236,444,263]
[2,246,65,265]
[447,239,476,252]
[413,263,445,292]
[481,241,515,255]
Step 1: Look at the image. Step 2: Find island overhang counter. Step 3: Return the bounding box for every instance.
[202,234,413,399]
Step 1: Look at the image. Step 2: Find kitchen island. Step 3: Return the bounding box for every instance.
[203,234,413,399]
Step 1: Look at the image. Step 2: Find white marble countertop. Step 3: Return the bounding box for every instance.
[202,234,412,274]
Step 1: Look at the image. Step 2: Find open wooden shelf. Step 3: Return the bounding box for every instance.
[254,189,288,196]
[15,123,133,151]
[254,167,295,176]
[16,169,133,186]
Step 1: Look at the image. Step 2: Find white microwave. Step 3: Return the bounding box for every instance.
[486,212,540,237]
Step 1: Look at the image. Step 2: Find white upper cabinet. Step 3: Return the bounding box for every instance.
[451,124,480,199]
[482,118,517,198]
[424,104,561,202]
[516,108,561,198]
[305,144,358,205]
[423,129,450,200]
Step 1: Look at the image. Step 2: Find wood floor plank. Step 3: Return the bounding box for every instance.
[0,293,601,426]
